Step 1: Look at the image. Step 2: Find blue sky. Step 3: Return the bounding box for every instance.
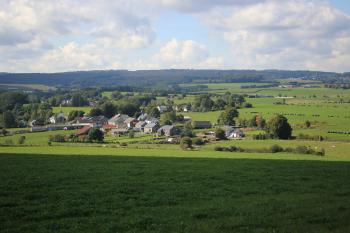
[331,0,350,14]
[1,0,350,72]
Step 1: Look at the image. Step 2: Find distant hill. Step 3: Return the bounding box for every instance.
[0,69,341,88]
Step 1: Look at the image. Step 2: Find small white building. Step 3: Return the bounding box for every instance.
[157,105,168,113]
[49,113,65,124]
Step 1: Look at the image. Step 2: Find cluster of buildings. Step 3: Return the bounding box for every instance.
[28,109,245,139]
[73,113,212,138]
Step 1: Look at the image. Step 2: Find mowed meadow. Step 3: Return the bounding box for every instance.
[1,83,350,232]
[0,153,349,233]
[176,85,350,141]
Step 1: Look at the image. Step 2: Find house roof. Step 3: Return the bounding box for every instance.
[76,125,91,136]
[137,113,148,121]
[158,125,174,131]
[78,116,108,124]
[145,122,158,128]
[103,124,117,129]
[109,114,129,123]
[124,117,136,124]
[135,121,147,128]
[146,117,159,123]
[111,128,129,133]
[57,112,65,117]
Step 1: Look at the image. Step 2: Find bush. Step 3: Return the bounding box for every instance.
[17,135,26,145]
[180,137,192,149]
[1,128,9,136]
[305,120,311,128]
[244,103,253,108]
[270,144,284,153]
[192,137,204,146]
[214,146,224,151]
[316,148,326,156]
[215,128,227,140]
[88,128,104,142]
[120,142,128,147]
[49,134,66,142]
[296,145,311,154]
[252,133,271,140]
[4,139,14,145]
[129,130,135,139]
[266,115,292,139]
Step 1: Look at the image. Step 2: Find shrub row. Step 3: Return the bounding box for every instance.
[297,134,325,141]
[327,131,350,135]
[214,144,325,156]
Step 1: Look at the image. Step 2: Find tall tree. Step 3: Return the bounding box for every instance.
[266,115,292,139]
[88,128,104,142]
[71,93,88,107]
[101,102,117,118]
[217,107,239,126]
[0,111,16,128]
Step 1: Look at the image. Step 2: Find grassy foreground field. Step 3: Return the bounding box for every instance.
[0,153,349,233]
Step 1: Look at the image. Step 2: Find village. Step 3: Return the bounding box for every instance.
[27,104,245,143]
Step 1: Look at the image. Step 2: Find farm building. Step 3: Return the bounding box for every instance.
[111,128,129,136]
[137,113,149,121]
[157,105,168,113]
[108,114,129,128]
[102,124,117,132]
[49,112,65,124]
[221,126,245,139]
[145,117,159,124]
[134,121,147,132]
[75,116,108,127]
[144,122,160,134]
[124,117,138,128]
[30,126,47,132]
[157,125,181,137]
[192,121,212,129]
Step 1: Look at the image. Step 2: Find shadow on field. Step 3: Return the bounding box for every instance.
[0,153,349,233]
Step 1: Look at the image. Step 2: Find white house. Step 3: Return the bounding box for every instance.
[49,112,65,124]
[157,105,168,113]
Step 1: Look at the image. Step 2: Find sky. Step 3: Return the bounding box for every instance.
[1,0,350,73]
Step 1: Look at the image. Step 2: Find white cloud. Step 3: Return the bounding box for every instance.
[151,39,223,68]
[148,0,263,12]
[195,0,350,71]
[0,0,350,72]
[0,0,156,72]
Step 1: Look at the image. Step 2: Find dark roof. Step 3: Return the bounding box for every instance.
[78,116,108,124]
[158,125,173,130]
[193,121,212,127]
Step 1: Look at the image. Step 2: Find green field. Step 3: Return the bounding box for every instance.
[1,82,350,232]
[53,107,92,115]
[0,84,55,91]
[0,152,349,233]
[172,86,350,141]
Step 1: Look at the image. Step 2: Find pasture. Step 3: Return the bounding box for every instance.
[52,106,92,115]
[0,84,55,91]
[169,85,350,141]
[1,83,350,232]
[0,153,349,233]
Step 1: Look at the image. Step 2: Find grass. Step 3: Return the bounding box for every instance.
[0,84,55,91]
[1,139,349,161]
[0,153,349,233]
[52,107,92,115]
[0,130,75,146]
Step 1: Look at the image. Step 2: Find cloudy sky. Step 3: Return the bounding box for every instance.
[1,0,350,72]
